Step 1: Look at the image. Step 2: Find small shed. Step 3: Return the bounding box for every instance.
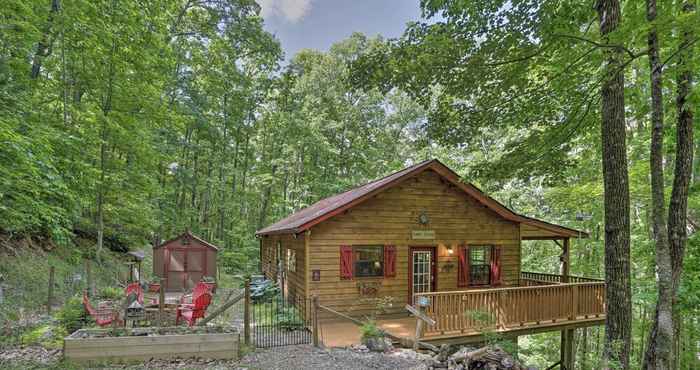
[153,231,218,292]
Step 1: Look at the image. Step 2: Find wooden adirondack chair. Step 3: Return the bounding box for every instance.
[176,291,212,326]
[82,292,121,327]
[179,281,211,305]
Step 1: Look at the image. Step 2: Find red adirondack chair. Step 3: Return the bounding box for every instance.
[82,292,121,327]
[176,291,212,326]
[179,281,211,305]
[125,282,144,304]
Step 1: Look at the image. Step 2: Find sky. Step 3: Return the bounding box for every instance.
[258,0,423,60]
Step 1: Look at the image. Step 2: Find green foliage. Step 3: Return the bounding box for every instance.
[360,319,384,342]
[20,324,67,349]
[54,296,85,333]
[98,287,121,300]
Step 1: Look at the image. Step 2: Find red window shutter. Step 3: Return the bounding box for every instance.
[340,245,353,279]
[384,245,396,278]
[490,245,502,286]
[457,245,470,287]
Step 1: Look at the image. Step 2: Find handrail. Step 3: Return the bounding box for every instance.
[416,281,604,296]
[521,271,604,283]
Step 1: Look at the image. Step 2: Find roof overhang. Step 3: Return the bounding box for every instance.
[256,159,588,239]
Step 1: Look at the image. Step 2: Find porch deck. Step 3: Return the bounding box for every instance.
[318,272,606,347]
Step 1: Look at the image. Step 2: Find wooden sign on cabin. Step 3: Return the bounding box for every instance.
[357,281,381,297]
[411,230,435,240]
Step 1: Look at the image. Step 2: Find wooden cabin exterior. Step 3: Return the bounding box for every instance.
[256,159,604,362]
[153,231,218,292]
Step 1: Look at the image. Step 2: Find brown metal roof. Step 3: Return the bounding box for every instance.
[255,159,587,239]
[154,230,220,250]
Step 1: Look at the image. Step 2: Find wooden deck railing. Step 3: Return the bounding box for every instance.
[415,281,605,337]
[520,271,604,285]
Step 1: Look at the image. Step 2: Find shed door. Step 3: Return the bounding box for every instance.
[168,250,185,291]
[186,250,204,290]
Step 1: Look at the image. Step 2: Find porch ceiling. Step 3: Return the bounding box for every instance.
[520,222,588,240]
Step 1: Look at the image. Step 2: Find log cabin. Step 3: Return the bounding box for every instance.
[256,159,604,365]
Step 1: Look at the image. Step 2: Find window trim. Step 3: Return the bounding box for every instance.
[352,245,384,278]
[468,245,492,286]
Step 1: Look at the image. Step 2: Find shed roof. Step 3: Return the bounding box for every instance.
[256,159,587,240]
[154,230,219,251]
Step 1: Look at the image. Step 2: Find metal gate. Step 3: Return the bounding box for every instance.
[251,293,312,348]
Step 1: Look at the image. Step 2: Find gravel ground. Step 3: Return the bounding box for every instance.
[237,345,429,370]
[0,344,429,369]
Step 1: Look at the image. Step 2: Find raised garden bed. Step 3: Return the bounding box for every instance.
[64,326,239,364]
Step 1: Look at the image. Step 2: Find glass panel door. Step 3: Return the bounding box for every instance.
[412,250,432,303]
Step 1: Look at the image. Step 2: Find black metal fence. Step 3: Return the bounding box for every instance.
[250,292,312,348]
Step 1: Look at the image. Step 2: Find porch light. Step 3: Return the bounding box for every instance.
[446,246,454,255]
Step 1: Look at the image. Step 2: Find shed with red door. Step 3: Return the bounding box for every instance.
[153,231,218,292]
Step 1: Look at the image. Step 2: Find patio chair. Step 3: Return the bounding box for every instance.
[179,281,211,305]
[82,292,121,327]
[176,291,212,326]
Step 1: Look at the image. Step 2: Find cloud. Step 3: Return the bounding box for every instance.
[259,0,313,23]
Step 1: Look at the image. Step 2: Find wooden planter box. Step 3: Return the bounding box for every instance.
[64,327,239,364]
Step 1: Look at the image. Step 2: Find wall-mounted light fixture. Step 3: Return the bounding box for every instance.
[446,245,454,255]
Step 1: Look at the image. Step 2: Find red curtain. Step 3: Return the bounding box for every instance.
[340,245,353,279]
[384,245,396,277]
[457,245,469,287]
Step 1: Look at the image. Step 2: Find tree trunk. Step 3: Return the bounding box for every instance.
[642,0,674,368]
[596,0,632,368]
[31,0,61,79]
[668,2,695,368]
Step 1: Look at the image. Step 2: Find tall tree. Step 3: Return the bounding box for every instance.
[668,1,696,366]
[596,0,632,367]
[642,0,673,368]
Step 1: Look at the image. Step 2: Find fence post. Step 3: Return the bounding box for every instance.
[47,266,55,315]
[244,279,251,346]
[312,295,320,347]
[158,277,165,326]
[85,260,95,297]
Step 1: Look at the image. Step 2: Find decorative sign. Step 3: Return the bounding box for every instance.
[312,269,321,281]
[411,230,435,240]
[357,281,381,297]
[418,211,430,225]
[405,304,436,325]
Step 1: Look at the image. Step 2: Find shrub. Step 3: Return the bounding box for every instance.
[54,296,85,333]
[99,287,122,300]
[20,324,67,349]
[360,319,383,342]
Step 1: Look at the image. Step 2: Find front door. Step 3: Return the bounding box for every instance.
[409,247,436,304]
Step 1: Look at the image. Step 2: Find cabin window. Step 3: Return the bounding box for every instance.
[287,248,296,273]
[469,245,491,285]
[354,246,384,277]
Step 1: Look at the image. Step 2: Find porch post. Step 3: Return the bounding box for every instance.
[561,328,575,369]
[560,237,573,369]
[560,238,570,283]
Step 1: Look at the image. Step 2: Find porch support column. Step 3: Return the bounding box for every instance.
[559,237,570,283]
[560,328,575,369]
[560,237,573,369]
